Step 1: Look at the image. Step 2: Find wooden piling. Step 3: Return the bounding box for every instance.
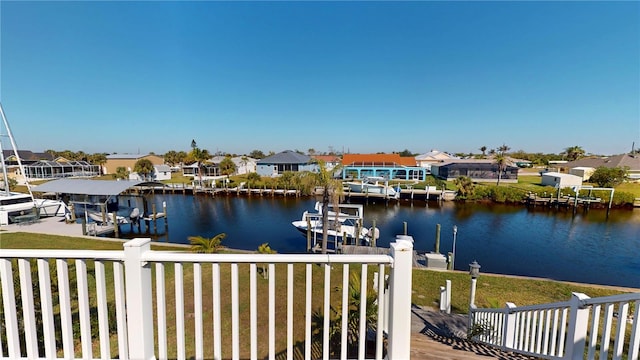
[306,217,312,252]
[112,212,119,238]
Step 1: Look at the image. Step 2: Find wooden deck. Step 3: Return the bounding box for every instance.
[410,333,539,359]
[410,307,539,360]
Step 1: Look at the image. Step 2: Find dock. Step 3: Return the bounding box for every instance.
[525,194,605,209]
[341,245,427,268]
[343,187,456,202]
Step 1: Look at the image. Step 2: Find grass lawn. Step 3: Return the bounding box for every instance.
[616,182,640,197]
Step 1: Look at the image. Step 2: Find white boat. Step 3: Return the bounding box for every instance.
[0,191,67,222]
[0,192,37,215]
[292,202,374,249]
[86,210,129,225]
[345,176,400,198]
[34,198,67,217]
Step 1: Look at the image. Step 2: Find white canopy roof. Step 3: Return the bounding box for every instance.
[32,179,147,196]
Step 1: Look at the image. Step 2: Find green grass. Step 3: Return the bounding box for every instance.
[616,182,640,197]
[412,269,628,314]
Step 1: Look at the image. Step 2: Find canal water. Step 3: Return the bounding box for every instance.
[116,194,640,289]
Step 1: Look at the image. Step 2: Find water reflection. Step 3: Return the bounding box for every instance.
[114,194,639,288]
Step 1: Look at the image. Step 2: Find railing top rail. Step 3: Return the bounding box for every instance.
[0,249,125,261]
[474,299,573,314]
[0,248,395,265]
[141,251,394,265]
[471,308,508,314]
[582,292,640,304]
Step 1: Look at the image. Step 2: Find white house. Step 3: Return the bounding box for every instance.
[129,164,172,181]
[541,172,582,188]
[209,156,257,175]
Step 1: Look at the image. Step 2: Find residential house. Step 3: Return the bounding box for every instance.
[341,153,427,181]
[311,155,341,170]
[23,160,101,180]
[1,150,55,184]
[182,162,220,179]
[104,154,164,175]
[129,164,171,181]
[563,153,640,181]
[431,159,519,183]
[414,150,458,172]
[256,150,317,177]
[209,156,257,175]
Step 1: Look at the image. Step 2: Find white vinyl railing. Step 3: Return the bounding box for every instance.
[470,292,640,360]
[0,236,414,360]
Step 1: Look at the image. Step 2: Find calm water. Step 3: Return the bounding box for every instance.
[115,194,640,289]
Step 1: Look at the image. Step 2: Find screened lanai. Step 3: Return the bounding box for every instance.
[23,160,101,180]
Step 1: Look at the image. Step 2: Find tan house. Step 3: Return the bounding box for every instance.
[414,150,458,171]
[104,154,164,175]
[564,153,640,181]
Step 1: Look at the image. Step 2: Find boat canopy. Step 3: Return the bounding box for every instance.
[32,179,149,196]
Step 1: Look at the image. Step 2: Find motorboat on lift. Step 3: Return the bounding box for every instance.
[292,202,377,249]
[344,176,400,198]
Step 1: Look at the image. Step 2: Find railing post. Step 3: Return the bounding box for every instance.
[502,302,517,351]
[387,235,413,359]
[123,238,156,360]
[564,292,590,360]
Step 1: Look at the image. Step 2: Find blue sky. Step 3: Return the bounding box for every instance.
[0,1,638,156]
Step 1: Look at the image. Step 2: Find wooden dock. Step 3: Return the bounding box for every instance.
[525,194,606,209]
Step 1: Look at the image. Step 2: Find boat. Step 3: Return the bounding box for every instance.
[34,198,67,217]
[291,202,376,250]
[344,176,400,198]
[0,191,37,215]
[86,210,129,225]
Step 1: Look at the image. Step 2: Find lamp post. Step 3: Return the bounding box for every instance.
[469,260,481,308]
[451,225,458,270]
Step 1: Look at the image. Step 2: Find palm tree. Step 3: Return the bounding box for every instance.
[315,160,343,254]
[219,156,236,177]
[454,176,475,199]
[563,146,585,161]
[257,243,277,278]
[133,159,155,181]
[494,153,507,186]
[239,156,249,174]
[188,233,226,253]
[479,146,487,158]
[190,140,211,185]
[497,144,510,155]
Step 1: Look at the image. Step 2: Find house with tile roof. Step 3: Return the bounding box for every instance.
[414,150,459,171]
[341,153,427,181]
[563,153,640,181]
[256,150,317,177]
[311,155,341,170]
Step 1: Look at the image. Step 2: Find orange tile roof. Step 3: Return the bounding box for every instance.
[342,154,417,167]
[312,155,341,162]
